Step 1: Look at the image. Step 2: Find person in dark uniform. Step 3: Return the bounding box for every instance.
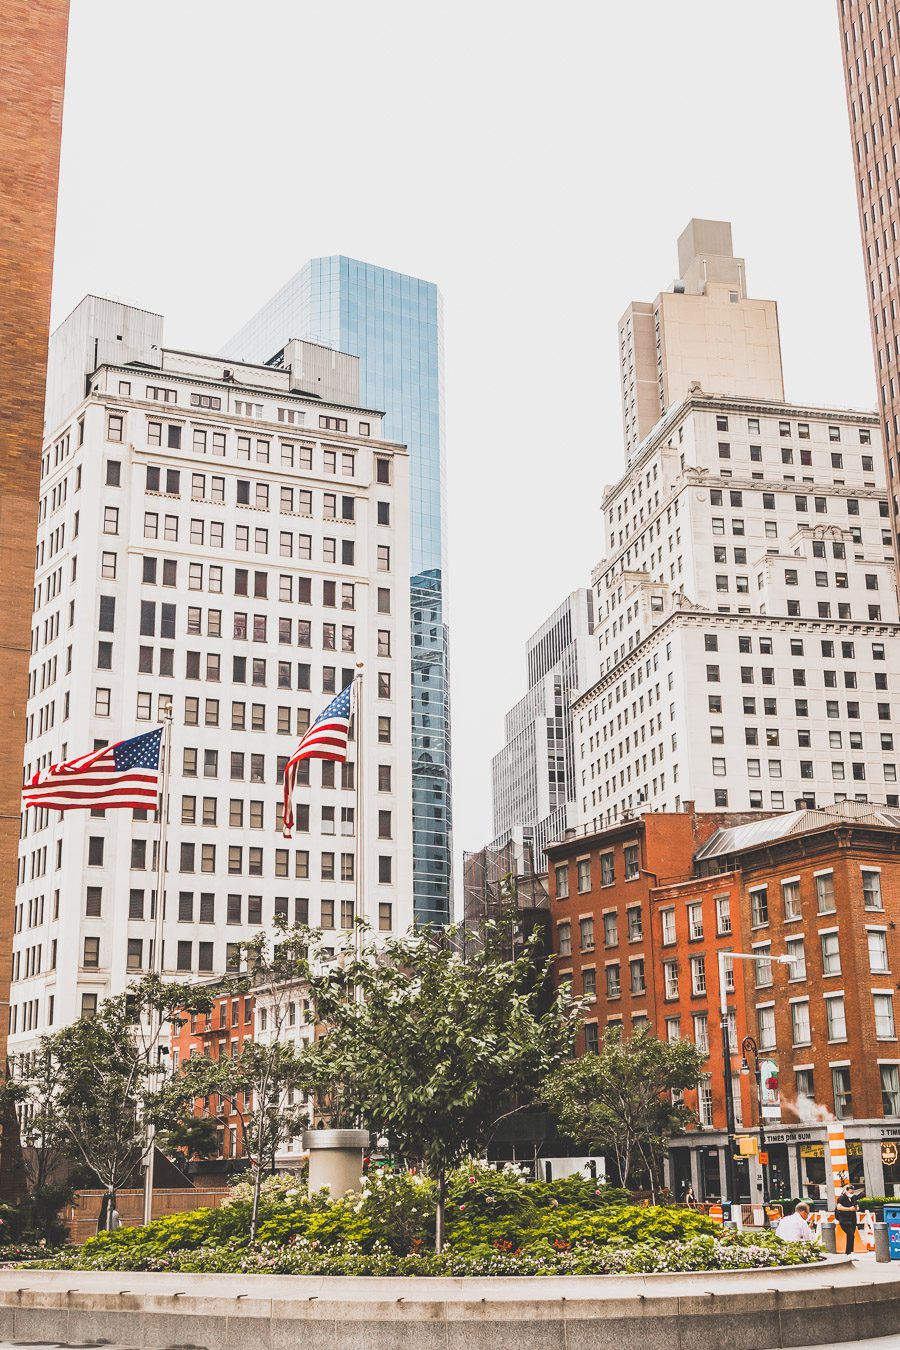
[834,1184,859,1254]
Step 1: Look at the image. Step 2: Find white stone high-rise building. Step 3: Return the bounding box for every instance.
[575,394,900,824]
[571,221,900,829]
[11,296,412,1053]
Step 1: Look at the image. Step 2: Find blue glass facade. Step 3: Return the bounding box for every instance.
[224,257,452,926]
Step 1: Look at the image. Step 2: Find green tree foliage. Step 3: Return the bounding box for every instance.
[27,975,211,1223]
[0,1050,74,1242]
[542,1027,705,1192]
[308,922,580,1250]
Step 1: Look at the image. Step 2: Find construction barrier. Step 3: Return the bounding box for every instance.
[808,1209,875,1253]
[739,1203,783,1228]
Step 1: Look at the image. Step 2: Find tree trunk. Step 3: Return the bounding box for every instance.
[250,1166,262,1242]
[435,1169,446,1254]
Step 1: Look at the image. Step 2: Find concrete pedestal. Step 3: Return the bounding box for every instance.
[302,1128,368,1197]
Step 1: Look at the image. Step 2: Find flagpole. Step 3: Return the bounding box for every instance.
[143,699,173,1227]
[353,664,365,971]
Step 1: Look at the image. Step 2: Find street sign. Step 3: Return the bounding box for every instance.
[759,1151,769,1165]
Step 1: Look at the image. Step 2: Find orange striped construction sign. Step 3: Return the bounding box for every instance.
[827,1122,850,1196]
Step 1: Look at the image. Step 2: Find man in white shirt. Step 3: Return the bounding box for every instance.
[776,1202,814,1242]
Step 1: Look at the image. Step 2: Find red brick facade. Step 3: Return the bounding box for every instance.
[170,991,255,1163]
[0,0,69,1067]
[547,807,900,1195]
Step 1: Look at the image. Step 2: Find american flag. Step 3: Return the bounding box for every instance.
[22,728,163,813]
[283,684,352,838]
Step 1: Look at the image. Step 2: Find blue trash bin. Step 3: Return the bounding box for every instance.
[885,1205,900,1260]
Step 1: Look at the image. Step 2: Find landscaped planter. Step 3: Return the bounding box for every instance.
[302,1129,369,1198]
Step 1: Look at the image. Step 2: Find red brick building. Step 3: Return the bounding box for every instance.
[546,802,900,1202]
[170,988,255,1174]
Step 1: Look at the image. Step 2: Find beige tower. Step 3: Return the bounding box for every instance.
[619,219,785,457]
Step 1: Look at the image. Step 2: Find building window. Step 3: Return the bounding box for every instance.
[815,871,836,914]
[881,1065,900,1117]
[624,845,639,880]
[627,906,642,942]
[661,908,676,945]
[717,891,734,934]
[554,864,569,899]
[863,869,883,910]
[600,852,614,886]
[786,936,806,979]
[576,858,591,892]
[690,955,706,995]
[826,994,847,1042]
[757,1004,776,1050]
[874,993,896,1039]
[663,960,678,999]
[687,902,703,941]
[867,928,889,974]
[579,917,594,952]
[750,887,768,927]
[820,931,841,976]
[791,999,811,1046]
[832,1066,851,1120]
[782,878,801,921]
[630,958,645,994]
[82,936,100,969]
[557,923,571,957]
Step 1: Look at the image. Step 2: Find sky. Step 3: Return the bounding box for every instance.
[51,0,876,872]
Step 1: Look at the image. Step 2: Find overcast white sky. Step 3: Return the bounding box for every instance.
[52,0,876,868]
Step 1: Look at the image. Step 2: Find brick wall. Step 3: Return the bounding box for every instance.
[0,0,69,1066]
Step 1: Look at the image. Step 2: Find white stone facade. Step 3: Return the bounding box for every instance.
[12,299,413,1056]
[574,395,900,826]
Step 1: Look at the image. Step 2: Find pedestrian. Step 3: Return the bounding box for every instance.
[834,1184,859,1254]
[775,1202,813,1242]
[682,1181,696,1207]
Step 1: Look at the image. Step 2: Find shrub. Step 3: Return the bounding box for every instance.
[33,1229,822,1276]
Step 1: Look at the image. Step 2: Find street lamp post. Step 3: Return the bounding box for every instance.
[741,1034,770,1222]
[716,950,796,1209]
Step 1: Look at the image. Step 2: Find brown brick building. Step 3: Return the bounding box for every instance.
[546,802,900,1202]
[170,988,256,1176]
[0,0,69,1067]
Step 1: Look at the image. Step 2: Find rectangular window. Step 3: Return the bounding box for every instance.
[832,1066,851,1119]
[881,1064,900,1116]
[757,1004,776,1049]
[863,870,883,909]
[791,999,811,1045]
[750,887,768,927]
[874,992,896,1039]
[782,878,801,921]
[868,928,889,973]
[826,994,847,1041]
[815,872,835,913]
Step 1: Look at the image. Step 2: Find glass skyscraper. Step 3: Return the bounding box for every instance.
[223,257,452,925]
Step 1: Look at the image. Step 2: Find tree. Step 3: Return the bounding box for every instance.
[38,975,210,1227]
[308,921,580,1251]
[175,924,316,1241]
[541,1026,705,1194]
[0,1049,75,1240]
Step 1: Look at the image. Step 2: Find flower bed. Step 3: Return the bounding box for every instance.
[33,1231,822,1277]
[27,1166,824,1277]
